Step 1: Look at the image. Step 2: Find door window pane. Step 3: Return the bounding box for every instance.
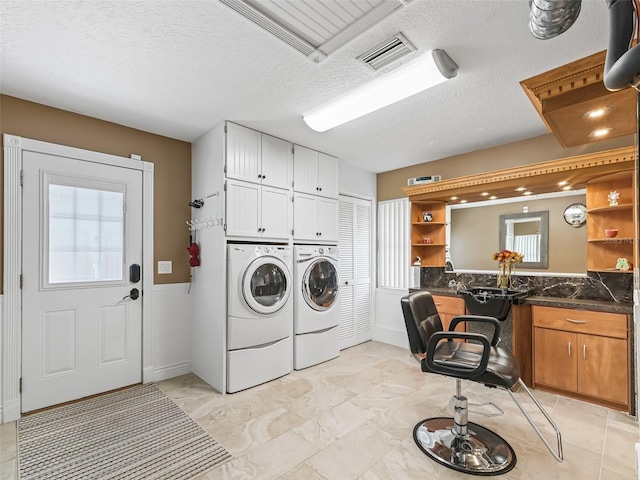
[49,184,124,283]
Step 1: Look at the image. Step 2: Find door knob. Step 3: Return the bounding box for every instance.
[123,288,140,300]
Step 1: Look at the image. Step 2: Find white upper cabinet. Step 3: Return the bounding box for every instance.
[226,123,261,183]
[293,145,339,199]
[293,192,338,244]
[226,123,291,190]
[261,134,292,189]
[226,179,290,240]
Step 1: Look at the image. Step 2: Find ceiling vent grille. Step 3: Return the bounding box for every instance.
[357,32,416,71]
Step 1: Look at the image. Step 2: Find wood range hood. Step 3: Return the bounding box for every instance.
[520,50,636,148]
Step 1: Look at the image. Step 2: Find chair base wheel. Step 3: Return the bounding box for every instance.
[413,417,517,476]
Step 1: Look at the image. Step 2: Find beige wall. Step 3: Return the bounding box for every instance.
[0,95,192,292]
[450,194,587,272]
[377,133,635,202]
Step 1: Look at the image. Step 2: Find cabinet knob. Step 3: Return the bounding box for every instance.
[262,175,266,179]
[316,187,320,191]
[258,174,262,179]
[319,187,322,191]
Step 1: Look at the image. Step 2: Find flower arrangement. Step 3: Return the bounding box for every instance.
[492,250,523,288]
[492,250,524,265]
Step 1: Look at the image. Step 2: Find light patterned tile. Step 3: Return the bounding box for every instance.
[507,439,601,480]
[204,431,318,480]
[293,400,375,448]
[204,406,306,456]
[278,462,328,480]
[602,423,639,478]
[0,422,17,462]
[0,458,17,480]
[306,421,402,479]
[599,467,637,480]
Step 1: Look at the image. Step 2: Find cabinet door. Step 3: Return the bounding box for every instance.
[261,186,290,240]
[578,334,628,404]
[225,180,260,238]
[432,295,466,337]
[317,153,339,199]
[226,123,261,184]
[318,197,338,243]
[293,145,319,195]
[293,192,319,241]
[534,328,577,392]
[261,134,291,189]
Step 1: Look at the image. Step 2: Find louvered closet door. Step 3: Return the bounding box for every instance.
[338,195,372,349]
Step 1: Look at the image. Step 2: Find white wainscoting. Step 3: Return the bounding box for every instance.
[152,283,193,382]
[373,288,409,348]
[0,294,3,422]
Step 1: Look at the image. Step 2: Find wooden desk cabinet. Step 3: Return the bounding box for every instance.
[432,295,466,335]
[532,305,630,412]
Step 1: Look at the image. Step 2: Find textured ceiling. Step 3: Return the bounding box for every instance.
[0,0,613,173]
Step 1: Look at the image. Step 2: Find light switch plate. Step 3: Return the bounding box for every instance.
[158,261,172,274]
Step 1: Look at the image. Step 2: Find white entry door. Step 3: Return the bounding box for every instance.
[21,150,143,412]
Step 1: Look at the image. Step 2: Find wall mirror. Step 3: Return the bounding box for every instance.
[499,211,548,268]
[448,191,587,274]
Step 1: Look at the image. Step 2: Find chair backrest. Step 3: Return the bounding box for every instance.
[401,291,443,355]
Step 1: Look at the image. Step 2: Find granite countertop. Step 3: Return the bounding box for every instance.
[412,287,634,314]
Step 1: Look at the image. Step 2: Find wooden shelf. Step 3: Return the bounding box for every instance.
[589,269,633,274]
[587,203,633,214]
[409,200,446,266]
[586,171,635,272]
[587,238,634,243]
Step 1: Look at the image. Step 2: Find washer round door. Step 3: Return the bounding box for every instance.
[242,256,291,314]
[303,258,339,311]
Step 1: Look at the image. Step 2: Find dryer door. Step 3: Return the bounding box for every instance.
[242,256,291,314]
[303,258,339,311]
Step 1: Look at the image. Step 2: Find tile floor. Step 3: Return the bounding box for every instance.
[1,340,639,479]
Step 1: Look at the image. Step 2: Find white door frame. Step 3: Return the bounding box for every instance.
[2,134,154,423]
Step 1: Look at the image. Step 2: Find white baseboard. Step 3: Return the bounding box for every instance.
[2,398,20,423]
[373,325,409,349]
[153,361,191,382]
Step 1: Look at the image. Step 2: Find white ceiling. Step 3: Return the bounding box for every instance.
[0,0,611,173]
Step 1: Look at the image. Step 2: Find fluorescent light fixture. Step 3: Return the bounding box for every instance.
[302,49,458,132]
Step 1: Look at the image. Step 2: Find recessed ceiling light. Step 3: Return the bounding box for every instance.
[515,187,527,192]
[582,107,611,119]
[557,181,568,186]
[489,195,498,200]
[450,196,458,200]
[480,192,489,196]
[562,185,572,191]
[523,191,533,196]
[589,127,613,138]
[460,199,467,203]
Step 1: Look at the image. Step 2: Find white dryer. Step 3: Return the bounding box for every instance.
[293,245,340,370]
[227,244,293,393]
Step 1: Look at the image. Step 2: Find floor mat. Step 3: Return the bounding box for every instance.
[18,383,231,480]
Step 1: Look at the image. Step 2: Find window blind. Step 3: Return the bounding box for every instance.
[377,198,410,289]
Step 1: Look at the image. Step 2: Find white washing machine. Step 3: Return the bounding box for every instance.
[293,245,340,370]
[227,244,293,393]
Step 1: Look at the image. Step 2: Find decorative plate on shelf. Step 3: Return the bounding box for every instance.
[563,203,587,227]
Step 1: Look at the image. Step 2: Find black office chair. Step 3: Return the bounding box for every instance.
[401,290,562,476]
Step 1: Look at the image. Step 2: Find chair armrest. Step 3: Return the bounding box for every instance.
[424,331,491,378]
[449,315,501,346]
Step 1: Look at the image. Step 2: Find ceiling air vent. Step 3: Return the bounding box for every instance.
[357,32,416,71]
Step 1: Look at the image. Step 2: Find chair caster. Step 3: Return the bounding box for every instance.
[413,417,517,476]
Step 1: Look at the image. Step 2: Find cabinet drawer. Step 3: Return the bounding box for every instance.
[432,295,465,315]
[532,305,627,338]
